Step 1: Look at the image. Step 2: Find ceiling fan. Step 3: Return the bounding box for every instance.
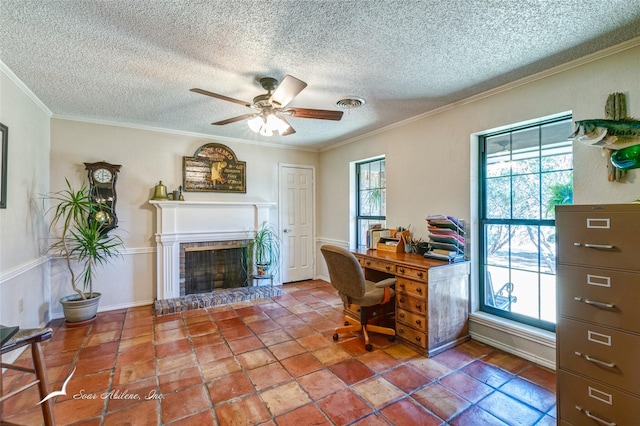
[191,75,343,136]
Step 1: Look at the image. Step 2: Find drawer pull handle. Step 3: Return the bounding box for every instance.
[399,268,405,273]
[583,243,615,249]
[399,313,405,318]
[386,266,391,271]
[575,297,616,309]
[575,406,616,426]
[399,298,405,303]
[574,352,616,368]
[416,288,422,293]
[415,336,421,342]
[415,320,421,325]
[417,272,423,278]
[415,304,422,310]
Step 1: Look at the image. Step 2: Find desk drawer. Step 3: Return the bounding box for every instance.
[396,324,427,349]
[359,257,395,274]
[396,308,427,332]
[556,209,640,271]
[397,294,425,315]
[396,278,426,299]
[558,369,640,426]
[557,317,640,394]
[396,265,427,282]
[558,265,640,333]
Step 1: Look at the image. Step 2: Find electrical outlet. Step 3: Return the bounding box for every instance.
[18,297,24,313]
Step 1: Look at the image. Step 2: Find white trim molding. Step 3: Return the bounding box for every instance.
[0,256,49,285]
[470,311,556,370]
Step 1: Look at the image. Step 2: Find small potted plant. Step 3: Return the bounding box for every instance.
[246,221,280,277]
[46,179,124,323]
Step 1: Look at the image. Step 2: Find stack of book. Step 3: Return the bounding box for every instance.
[366,226,391,250]
[424,215,466,262]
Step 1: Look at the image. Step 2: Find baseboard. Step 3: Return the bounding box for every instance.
[469,312,556,370]
[49,299,155,320]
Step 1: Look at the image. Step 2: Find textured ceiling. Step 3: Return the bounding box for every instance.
[2,1,640,150]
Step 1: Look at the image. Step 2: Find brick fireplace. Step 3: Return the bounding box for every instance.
[181,240,249,295]
[150,200,276,300]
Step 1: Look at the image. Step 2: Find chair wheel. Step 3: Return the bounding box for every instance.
[333,333,339,341]
[365,344,373,351]
[388,335,396,342]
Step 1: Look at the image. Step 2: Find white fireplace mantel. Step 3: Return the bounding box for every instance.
[150,200,276,299]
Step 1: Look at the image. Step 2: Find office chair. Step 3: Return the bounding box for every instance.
[485,271,517,310]
[320,245,396,351]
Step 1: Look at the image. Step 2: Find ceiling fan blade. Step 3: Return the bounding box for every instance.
[286,107,343,121]
[212,114,256,125]
[269,75,307,108]
[278,116,296,136]
[190,88,251,108]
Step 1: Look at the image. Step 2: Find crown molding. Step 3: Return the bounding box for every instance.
[0,60,53,117]
[323,36,640,152]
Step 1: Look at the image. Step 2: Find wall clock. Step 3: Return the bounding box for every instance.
[84,161,122,233]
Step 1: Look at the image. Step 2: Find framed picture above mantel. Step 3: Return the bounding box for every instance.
[0,122,8,209]
[183,143,246,193]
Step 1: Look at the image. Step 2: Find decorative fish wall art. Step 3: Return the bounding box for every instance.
[570,118,640,150]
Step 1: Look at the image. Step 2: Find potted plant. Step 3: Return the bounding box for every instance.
[246,221,280,277]
[46,179,124,323]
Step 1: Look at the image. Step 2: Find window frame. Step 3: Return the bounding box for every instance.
[355,157,386,249]
[478,115,573,332]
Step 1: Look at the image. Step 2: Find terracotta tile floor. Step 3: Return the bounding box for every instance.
[1,280,556,425]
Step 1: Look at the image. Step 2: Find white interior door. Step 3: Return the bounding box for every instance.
[279,165,314,283]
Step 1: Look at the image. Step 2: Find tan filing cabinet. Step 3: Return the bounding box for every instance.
[556,204,640,425]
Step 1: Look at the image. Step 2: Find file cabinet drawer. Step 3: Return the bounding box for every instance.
[557,317,640,395]
[396,308,427,332]
[396,324,427,349]
[558,265,640,333]
[558,370,640,426]
[556,208,640,271]
[396,266,427,282]
[396,278,426,299]
[396,294,425,315]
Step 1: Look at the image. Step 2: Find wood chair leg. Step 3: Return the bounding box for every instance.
[31,342,54,426]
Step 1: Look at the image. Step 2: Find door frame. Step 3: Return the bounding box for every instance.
[278,163,316,283]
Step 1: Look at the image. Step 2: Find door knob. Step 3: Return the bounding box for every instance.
[283,228,292,233]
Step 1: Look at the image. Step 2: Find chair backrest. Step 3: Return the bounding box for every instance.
[320,245,366,300]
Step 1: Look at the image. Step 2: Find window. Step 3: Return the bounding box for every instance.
[356,158,386,248]
[479,116,573,331]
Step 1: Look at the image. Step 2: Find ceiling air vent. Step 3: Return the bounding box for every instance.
[336,97,366,109]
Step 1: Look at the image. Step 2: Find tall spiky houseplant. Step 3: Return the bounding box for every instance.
[46,179,124,321]
[246,221,280,277]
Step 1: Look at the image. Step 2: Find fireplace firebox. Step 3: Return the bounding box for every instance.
[180,240,249,296]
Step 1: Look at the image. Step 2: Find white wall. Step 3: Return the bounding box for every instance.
[0,66,51,329]
[318,42,640,368]
[48,118,318,317]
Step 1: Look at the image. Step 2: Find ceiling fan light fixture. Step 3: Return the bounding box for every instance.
[266,114,290,135]
[259,125,273,137]
[248,115,265,133]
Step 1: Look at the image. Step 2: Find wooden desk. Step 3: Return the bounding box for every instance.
[353,249,470,357]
